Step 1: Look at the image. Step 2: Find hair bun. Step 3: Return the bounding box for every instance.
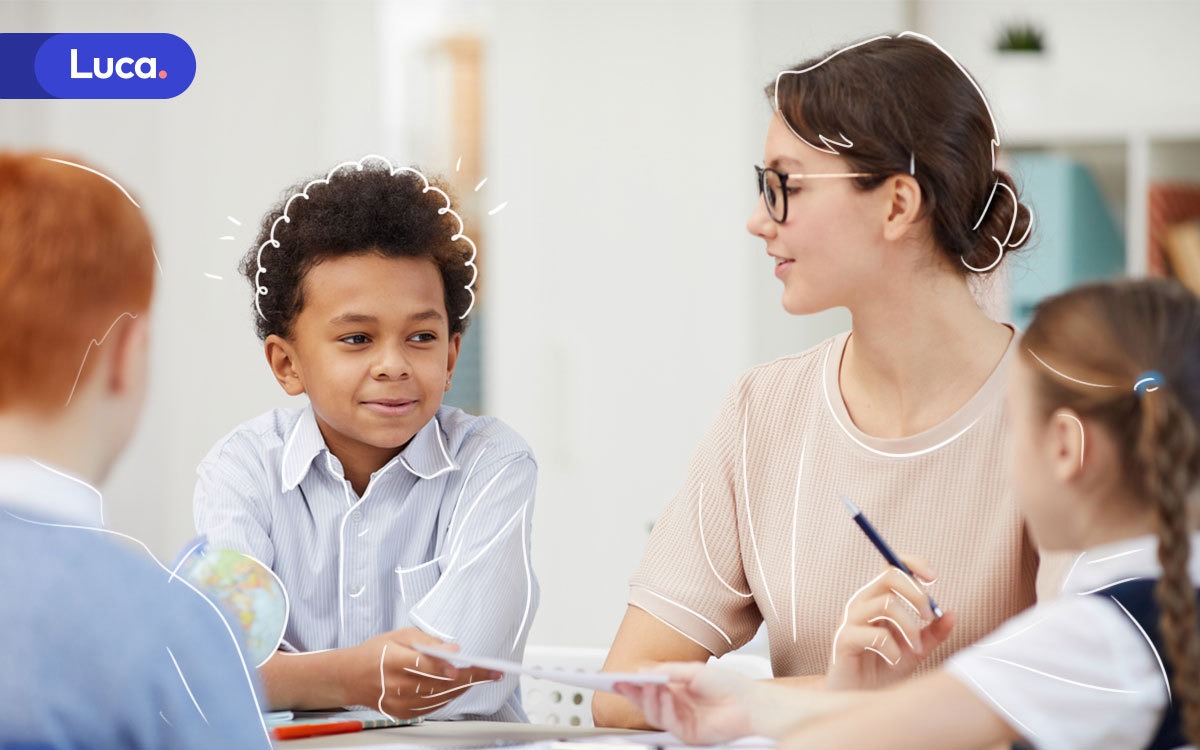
[962,169,1034,273]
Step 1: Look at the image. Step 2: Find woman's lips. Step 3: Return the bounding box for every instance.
[773,257,794,279]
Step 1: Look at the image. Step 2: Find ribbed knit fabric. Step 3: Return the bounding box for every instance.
[630,330,1040,678]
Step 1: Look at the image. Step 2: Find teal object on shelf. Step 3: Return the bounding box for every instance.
[1007,152,1125,328]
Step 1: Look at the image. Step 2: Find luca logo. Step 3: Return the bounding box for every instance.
[0,33,195,99]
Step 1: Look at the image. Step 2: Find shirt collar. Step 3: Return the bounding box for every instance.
[0,456,106,527]
[1059,531,1200,596]
[280,406,458,491]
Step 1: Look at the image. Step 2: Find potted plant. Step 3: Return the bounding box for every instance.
[990,21,1049,121]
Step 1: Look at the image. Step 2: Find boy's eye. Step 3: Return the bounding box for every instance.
[409,332,437,343]
[340,334,370,345]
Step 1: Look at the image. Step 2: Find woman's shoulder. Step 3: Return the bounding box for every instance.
[732,331,847,401]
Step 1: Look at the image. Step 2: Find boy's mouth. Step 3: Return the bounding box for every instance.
[362,398,419,416]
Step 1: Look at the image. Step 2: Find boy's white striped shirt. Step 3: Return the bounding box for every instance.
[194,405,538,722]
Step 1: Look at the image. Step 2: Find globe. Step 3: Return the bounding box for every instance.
[179,547,288,667]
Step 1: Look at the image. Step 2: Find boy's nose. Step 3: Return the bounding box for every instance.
[370,343,412,379]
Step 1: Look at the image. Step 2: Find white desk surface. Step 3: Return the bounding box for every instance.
[275,720,639,749]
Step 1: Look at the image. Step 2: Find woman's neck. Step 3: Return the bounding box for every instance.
[840,268,1012,438]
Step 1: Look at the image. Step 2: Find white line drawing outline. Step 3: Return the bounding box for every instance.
[963,671,1039,739]
[741,415,779,619]
[29,458,104,525]
[459,502,525,571]
[1058,411,1086,470]
[455,156,462,172]
[227,216,242,226]
[697,482,753,600]
[1109,596,1172,704]
[1134,376,1161,394]
[166,646,209,724]
[638,588,734,648]
[830,567,927,667]
[1026,348,1120,390]
[219,235,235,241]
[1076,576,1149,596]
[168,544,291,667]
[379,643,398,721]
[1088,548,1146,565]
[791,437,809,642]
[204,273,223,280]
[64,311,138,407]
[1,509,271,741]
[514,501,534,653]
[1060,552,1086,594]
[474,177,488,191]
[771,32,1032,274]
[488,201,508,216]
[979,655,1138,694]
[403,666,453,682]
[821,340,984,457]
[868,614,917,653]
[253,155,478,321]
[410,611,454,642]
[159,711,172,727]
[41,157,163,275]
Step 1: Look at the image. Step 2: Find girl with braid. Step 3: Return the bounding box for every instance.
[616,277,1200,750]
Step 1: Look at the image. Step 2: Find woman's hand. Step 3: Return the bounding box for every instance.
[826,557,956,691]
[614,663,758,745]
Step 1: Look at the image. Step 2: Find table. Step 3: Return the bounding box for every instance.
[276,720,639,749]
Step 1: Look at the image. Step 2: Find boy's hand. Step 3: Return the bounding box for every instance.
[338,628,501,718]
[826,556,956,691]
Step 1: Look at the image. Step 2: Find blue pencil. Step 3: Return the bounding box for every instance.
[839,493,944,619]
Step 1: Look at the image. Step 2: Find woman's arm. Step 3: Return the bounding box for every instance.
[592,606,712,728]
[782,671,1018,750]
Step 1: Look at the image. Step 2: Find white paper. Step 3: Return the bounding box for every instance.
[413,644,670,692]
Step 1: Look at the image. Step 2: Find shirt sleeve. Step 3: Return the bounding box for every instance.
[628,376,762,656]
[407,451,539,720]
[193,436,294,651]
[943,596,1168,750]
[150,579,272,749]
[193,435,277,572]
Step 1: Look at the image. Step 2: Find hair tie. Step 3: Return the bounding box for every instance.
[1134,370,1165,397]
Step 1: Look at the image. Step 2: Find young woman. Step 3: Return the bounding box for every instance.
[616,278,1200,750]
[595,32,1049,726]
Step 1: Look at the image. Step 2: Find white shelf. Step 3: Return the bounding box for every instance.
[1003,131,1200,277]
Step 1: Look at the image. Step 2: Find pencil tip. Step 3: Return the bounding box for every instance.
[838,493,860,517]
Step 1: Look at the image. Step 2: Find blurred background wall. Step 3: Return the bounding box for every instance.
[2,0,1199,651]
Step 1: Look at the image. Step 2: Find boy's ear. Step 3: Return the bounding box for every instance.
[1048,409,1086,483]
[444,332,463,393]
[264,334,306,396]
[881,174,923,242]
[106,312,150,397]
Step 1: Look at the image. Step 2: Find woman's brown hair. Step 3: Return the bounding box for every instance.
[1022,278,1200,744]
[768,34,1033,274]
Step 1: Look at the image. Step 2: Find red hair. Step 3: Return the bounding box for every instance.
[0,152,155,412]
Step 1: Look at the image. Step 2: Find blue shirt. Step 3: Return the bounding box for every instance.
[193,405,539,722]
[0,457,270,749]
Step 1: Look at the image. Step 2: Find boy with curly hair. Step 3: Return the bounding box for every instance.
[194,158,538,721]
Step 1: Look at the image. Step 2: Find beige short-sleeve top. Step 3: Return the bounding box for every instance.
[629,330,1039,677]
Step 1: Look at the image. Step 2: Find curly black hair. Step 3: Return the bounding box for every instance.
[241,161,475,341]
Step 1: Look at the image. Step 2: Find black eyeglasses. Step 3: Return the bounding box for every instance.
[755,165,876,223]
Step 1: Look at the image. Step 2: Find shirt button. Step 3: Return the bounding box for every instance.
[352,510,363,522]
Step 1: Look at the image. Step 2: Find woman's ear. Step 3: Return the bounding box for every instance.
[881,174,923,242]
[1048,408,1086,482]
[265,334,306,396]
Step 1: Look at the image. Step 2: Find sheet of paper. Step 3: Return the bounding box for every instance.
[413,644,670,692]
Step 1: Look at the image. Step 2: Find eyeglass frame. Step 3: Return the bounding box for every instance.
[754,164,878,224]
